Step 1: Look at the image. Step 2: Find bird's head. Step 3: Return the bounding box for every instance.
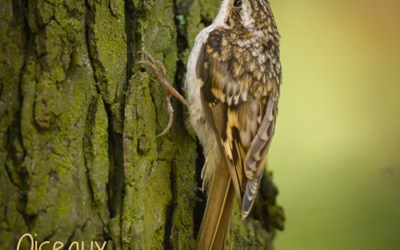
[214,0,278,34]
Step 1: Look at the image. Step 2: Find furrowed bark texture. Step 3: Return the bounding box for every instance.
[0,0,285,249]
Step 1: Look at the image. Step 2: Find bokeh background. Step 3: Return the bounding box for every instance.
[268,0,400,249]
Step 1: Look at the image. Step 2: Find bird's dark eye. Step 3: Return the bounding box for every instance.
[233,0,243,8]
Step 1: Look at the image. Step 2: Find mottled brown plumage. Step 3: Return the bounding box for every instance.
[196,0,281,219]
[137,0,281,248]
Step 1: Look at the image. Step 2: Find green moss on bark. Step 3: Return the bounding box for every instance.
[0,0,29,249]
[123,72,169,249]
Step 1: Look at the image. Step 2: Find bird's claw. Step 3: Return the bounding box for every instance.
[137,50,190,137]
[157,95,174,137]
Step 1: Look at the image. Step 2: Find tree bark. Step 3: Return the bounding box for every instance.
[0,0,285,249]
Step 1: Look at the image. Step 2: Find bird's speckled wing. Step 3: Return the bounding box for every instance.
[196,28,281,217]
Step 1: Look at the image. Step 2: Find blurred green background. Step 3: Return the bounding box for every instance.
[267,0,400,249]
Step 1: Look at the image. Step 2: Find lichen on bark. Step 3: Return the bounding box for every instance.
[0,0,284,249]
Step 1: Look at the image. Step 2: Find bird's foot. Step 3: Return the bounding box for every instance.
[136,50,190,137]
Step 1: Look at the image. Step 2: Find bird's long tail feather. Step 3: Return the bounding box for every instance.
[195,162,235,250]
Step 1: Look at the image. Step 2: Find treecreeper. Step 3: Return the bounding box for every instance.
[137,0,281,249]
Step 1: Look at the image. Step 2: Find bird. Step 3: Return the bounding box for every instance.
[136,0,281,248]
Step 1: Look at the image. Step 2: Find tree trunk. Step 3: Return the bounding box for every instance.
[0,0,285,249]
